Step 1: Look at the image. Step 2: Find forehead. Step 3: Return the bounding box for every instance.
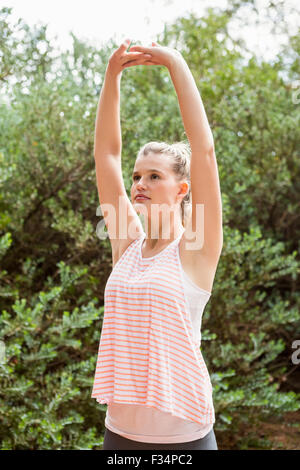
[133,153,172,173]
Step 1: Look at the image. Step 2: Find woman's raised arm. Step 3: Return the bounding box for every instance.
[129,42,214,154]
[129,42,222,259]
[93,40,152,251]
[94,39,152,158]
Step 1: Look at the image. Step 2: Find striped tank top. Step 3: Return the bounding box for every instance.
[91,228,215,442]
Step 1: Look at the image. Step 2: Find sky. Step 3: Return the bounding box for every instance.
[2,0,299,62]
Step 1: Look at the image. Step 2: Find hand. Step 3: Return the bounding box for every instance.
[128,41,183,70]
[107,38,153,76]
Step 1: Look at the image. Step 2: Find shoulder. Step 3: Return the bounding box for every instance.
[181,209,222,265]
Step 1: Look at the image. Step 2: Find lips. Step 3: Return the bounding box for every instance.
[135,195,150,200]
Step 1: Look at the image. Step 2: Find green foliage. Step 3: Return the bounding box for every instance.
[0,260,105,449]
[0,3,299,449]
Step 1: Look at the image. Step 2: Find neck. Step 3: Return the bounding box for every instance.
[142,211,184,248]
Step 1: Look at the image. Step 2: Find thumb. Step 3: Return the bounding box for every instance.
[120,38,131,49]
[152,41,159,46]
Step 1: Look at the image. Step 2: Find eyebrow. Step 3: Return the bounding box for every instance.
[132,169,164,176]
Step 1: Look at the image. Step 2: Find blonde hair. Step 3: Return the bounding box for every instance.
[136,141,192,227]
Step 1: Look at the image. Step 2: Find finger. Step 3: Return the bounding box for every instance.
[121,52,151,65]
[117,38,131,53]
[128,45,152,53]
[120,52,150,66]
[122,38,131,46]
[123,60,155,68]
[122,56,154,68]
[122,56,151,67]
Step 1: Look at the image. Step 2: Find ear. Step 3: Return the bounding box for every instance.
[182,182,189,195]
[177,182,189,200]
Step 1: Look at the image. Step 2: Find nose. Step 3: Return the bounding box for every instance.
[136,179,147,189]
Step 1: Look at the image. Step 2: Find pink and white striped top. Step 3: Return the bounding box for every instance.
[91,228,215,440]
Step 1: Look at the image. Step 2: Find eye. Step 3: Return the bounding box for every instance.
[132,174,159,181]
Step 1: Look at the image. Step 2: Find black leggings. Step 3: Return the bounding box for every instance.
[102,427,218,450]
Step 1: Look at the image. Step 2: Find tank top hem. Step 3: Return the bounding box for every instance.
[104,417,214,443]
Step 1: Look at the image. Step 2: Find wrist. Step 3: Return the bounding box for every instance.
[167,52,185,72]
[106,62,122,79]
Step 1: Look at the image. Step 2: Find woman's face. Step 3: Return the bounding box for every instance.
[130,153,186,220]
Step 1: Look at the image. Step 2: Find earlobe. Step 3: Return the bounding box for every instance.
[181,182,189,195]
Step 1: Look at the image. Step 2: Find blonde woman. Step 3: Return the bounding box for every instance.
[91,39,223,450]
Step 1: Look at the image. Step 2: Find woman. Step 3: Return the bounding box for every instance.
[91,39,223,450]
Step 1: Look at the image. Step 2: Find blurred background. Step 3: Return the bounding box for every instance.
[0,0,299,450]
